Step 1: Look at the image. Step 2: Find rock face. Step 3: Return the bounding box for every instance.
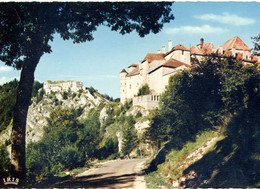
[25,87,107,144]
[0,82,154,159]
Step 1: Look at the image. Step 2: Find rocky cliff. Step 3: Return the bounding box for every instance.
[0,86,108,146]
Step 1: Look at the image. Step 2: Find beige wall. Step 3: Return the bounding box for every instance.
[133,94,159,110]
[126,74,142,99]
[120,72,127,104]
[148,67,164,94]
[165,50,191,65]
[43,81,84,94]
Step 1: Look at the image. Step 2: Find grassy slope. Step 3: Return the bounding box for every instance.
[145,127,260,188]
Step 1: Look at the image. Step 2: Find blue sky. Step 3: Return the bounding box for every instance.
[1,2,260,98]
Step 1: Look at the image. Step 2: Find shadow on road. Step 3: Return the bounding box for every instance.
[33,173,137,188]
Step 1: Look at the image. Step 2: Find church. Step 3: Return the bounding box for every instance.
[120,36,260,109]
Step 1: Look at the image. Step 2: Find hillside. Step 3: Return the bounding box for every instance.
[144,57,260,188]
[0,82,107,145]
[0,80,154,184]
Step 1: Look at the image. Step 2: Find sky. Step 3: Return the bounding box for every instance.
[1,2,260,98]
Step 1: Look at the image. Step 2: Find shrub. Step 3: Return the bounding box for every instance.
[36,89,45,104]
[72,93,77,99]
[137,84,151,96]
[62,91,68,99]
[122,115,138,157]
[0,145,11,179]
[32,81,43,97]
[0,79,18,132]
[26,108,90,183]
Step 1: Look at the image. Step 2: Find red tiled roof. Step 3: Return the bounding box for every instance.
[127,65,140,77]
[163,58,191,68]
[191,42,216,55]
[222,36,251,51]
[201,42,216,54]
[236,52,243,59]
[143,53,165,63]
[223,51,232,57]
[190,46,203,54]
[120,69,128,74]
[173,44,189,51]
[128,64,138,68]
[251,56,259,63]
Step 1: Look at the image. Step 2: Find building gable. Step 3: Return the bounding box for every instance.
[222,36,250,51]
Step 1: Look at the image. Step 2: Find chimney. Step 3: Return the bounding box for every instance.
[200,37,204,48]
[168,40,172,52]
[157,50,161,54]
[162,46,166,54]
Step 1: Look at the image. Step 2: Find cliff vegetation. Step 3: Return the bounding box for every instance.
[145,56,260,188]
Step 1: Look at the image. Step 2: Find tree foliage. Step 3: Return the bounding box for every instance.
[137,84,151,96]
[0,145,11,181]
[251,34,260,55]
[0,2,174,183]
[122,115,138,157]
[31,81,43,98]
[0,2,174,69]
[147,56,260,150]
[0,79,19,132]
[0,80,43,132]
[26,107,102,182]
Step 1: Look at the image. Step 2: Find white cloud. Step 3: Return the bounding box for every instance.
[194,12,255,26]
[0,76,19,85]
[0,66,12,73]
[164,25,227,34]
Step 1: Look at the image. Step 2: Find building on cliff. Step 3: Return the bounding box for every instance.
[120,36,260,109]
[43,80,84,94]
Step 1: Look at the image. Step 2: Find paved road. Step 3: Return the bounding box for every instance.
[48,158,147,188]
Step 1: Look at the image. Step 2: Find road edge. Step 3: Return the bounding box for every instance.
[133,159,148,189]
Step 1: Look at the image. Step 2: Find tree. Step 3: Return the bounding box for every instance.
[251,34,260,55]
[137,84,151,96]
[0,2,174,184]
[0,79,19,132]
[26,108,86,182]
[122,115,138,157]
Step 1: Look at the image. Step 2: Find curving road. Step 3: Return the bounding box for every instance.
[48,158,147,188]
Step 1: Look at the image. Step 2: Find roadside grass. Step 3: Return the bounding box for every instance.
[160,129,220,180]
[145,128,224,188]
[145,172,172,189]
[70,167,90,175]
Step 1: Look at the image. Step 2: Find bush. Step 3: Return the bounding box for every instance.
[122,115,138,157]
[62,91,68,99]
[36,89,45,104]
[0,79,18,132]
[88,86,97,96]
[95,137,119,160]
[137,84,151,96]
[0,145,11,179]
[26,108,91,183]
[32,81,43,97]
[72,93,77,99]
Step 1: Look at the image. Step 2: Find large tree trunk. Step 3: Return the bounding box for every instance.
[11,53,41,186]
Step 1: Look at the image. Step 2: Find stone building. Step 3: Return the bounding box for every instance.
[120,36,260,109]
[43,80,84,94]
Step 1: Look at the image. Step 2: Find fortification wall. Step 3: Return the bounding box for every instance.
[43,81,84,94]
[133,94,159,110]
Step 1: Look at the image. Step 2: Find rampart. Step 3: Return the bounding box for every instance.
[43,81,84,94]
[133,94,160,110]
